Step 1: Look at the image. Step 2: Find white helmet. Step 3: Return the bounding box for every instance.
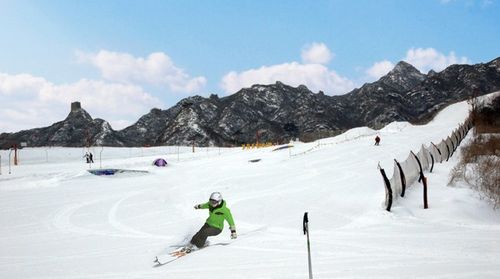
[209,192,223,207]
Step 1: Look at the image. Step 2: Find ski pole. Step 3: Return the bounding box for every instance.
[303,212,313,279]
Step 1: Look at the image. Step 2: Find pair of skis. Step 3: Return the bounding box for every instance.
[154,242,229,266]
[153,248,189,266]
[153,227,264,267]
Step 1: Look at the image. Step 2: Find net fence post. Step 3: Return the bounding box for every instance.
[379,163,392,211]
[423,177,429,209]
[429,153,435,173]
[394,159,406,197]
[431,142,442,163]
[445,141,451,162]
[412,151,428,209]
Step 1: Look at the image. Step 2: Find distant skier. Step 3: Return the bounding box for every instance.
[182,192,236,253]
[84,152,90,163]
[375,135,381,146]
[89,152,94,163]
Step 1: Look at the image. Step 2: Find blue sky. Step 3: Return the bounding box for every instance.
[0,0,499,132]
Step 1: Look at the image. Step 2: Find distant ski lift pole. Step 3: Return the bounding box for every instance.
[303,212,313,279]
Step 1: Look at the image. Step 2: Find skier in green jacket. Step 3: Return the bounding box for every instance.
[183,192,236,253]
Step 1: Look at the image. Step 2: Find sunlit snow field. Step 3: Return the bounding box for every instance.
[1,98,499,278]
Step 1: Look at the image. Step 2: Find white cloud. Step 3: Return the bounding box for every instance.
[366,60,395,79]
[220,42,354,95]
[0,73,50,96]
[301,42,334,65]
[221,62,355,95]
[403,47,470,73]
[76,50,206,93]
[365,47,470,82]
[0,73,160,132]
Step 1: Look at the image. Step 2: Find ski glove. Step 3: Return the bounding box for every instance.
[194,204,202,209]
[230,229,237,239]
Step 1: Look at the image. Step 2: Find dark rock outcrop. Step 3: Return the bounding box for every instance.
[0,107,124,148]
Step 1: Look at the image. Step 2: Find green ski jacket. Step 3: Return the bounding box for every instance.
[199,200,235,231]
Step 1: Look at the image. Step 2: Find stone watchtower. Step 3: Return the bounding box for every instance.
[71,101,81,112]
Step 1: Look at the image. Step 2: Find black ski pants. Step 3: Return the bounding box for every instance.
[191,223,222,248]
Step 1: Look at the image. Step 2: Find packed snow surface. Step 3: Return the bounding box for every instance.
[1,99,499,278]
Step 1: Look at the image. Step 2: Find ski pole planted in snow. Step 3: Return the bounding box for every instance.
[303,212,313,279]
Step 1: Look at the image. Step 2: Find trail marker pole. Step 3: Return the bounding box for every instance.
[303,212,313,279]
[13,145,18,165]
[8,148,13,174]
[99,146,104,169]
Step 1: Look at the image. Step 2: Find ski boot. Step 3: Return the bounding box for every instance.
[180,244,195,254]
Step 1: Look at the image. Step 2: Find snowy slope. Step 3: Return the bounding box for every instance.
[1,97,499,278]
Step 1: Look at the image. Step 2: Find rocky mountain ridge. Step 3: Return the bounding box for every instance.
[1,57,499,148]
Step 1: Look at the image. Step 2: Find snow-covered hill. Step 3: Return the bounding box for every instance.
[1,96,499,278]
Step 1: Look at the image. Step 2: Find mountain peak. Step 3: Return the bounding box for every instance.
[391,61,422,75]
[379,61,425,91]
[428,69,438,76]
[65,107,93,122]
[64,102,93,123]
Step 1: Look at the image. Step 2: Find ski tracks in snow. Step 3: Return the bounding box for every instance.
[51,190,170,240]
